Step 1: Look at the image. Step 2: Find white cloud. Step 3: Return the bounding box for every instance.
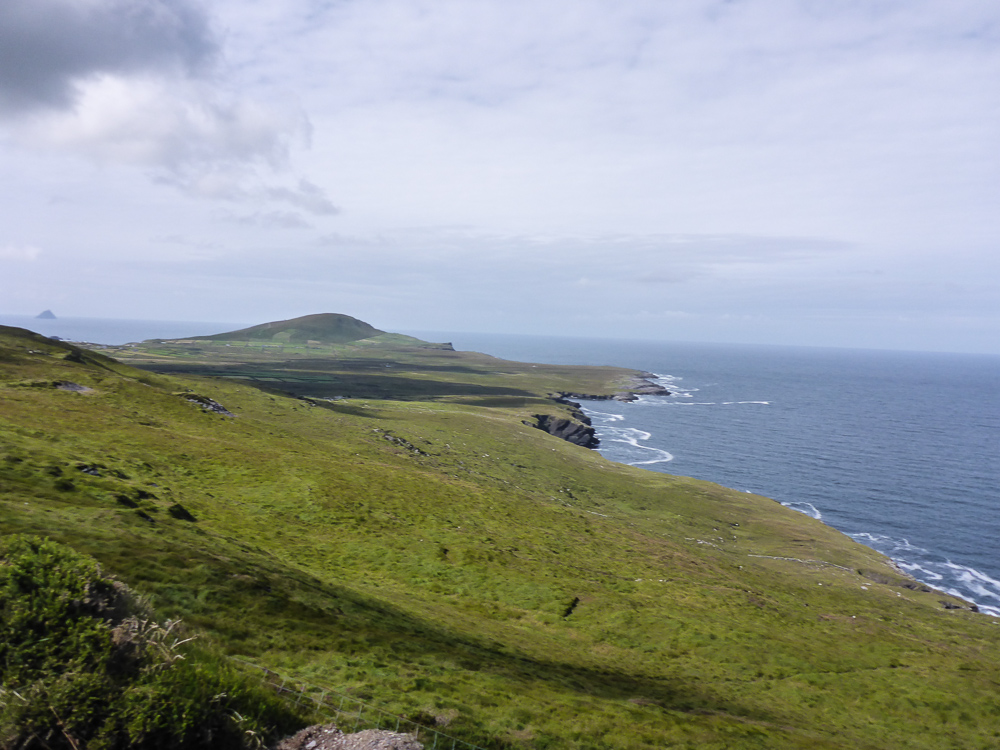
[15,75,302,170]
[1,0,998,352]
[0,244,42,261]
[0,0,334,217]
[265,180,339,216]
[230,210,313,230]
[270,0,999,241]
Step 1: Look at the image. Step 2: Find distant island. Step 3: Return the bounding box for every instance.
[35,309,56,319]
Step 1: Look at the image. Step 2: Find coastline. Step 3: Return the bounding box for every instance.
[576,377,992,617]
[550,370,672,403]
[10,318,997,618]
[529,371,673,448]
[6,323,1000,746]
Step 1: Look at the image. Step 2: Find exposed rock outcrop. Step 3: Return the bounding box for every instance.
[180,393,235,416]
[550,372,671,403]
[526,414,599,448]
[273,723,423,750]
[530,371,671,448]
[547,396,592,423]
[619,372,673,399]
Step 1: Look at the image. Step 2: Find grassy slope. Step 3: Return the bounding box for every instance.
[103,333,638,403]
[1,325,999,749]
[188,313,384,345]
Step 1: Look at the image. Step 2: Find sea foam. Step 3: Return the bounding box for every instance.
[564,340,1000,620]
[782,502,822,520]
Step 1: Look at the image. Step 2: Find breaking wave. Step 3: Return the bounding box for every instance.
[849,532,1000,617]
[782,502,822,520]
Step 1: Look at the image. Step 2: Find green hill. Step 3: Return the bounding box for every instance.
[191,313,384,345]
[1,322,998,749]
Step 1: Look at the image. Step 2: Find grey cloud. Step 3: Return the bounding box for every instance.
[0,0,217,115]
[315,233,383,248]
[134,228,848,291]
[0,0,323,216]
[152,234,222,251]
[265,180,340,216]
[230,210,313,230]
[154,168,336,218]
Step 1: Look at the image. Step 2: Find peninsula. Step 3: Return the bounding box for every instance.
[0,314,996,750]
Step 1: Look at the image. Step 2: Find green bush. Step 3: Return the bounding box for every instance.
[0,536,303,750]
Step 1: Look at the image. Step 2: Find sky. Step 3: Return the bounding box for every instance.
[1,0,998,354]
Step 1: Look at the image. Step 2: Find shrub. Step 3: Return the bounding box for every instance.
[0,536,303,750]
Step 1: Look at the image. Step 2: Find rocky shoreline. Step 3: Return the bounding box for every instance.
[552,371,671,403]
[527,372,670,448]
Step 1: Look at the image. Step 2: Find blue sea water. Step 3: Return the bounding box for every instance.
[0,315,237,345]
[408,332,1000,617]
[6,316,998,615]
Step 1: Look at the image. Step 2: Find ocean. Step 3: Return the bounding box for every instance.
[0,315,236,345]
[5,316,998,616]
[410,332,1000,618]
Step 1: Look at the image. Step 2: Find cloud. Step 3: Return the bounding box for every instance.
[266,180,340,216]
[230,210,313,230]
[272,0,999,242]
[0,0,216,115]
[0,244,42,261]
[190,227,846,291]
[19,76,301,170]
[0,0,334,218]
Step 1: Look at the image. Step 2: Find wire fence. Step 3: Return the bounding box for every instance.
[231,658,487,750]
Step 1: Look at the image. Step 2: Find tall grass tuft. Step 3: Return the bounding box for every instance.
[0,536,305,750]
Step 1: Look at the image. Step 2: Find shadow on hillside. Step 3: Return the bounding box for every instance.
[274,376,535,402]
[110,537,746,723]
[268,562,736,720]
[445,396,550,408]
[282,358,501,375]
[308,401,386,418]
[3,472,760,745]
[136,364,537,402]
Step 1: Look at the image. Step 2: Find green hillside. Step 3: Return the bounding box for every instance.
[1,322,998,749]
[190,313,385,345]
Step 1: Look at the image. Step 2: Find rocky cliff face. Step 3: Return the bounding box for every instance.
[527,413,600,448]
[529,374,671,449]
[526,395,600,448]
[550,372,671,403]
